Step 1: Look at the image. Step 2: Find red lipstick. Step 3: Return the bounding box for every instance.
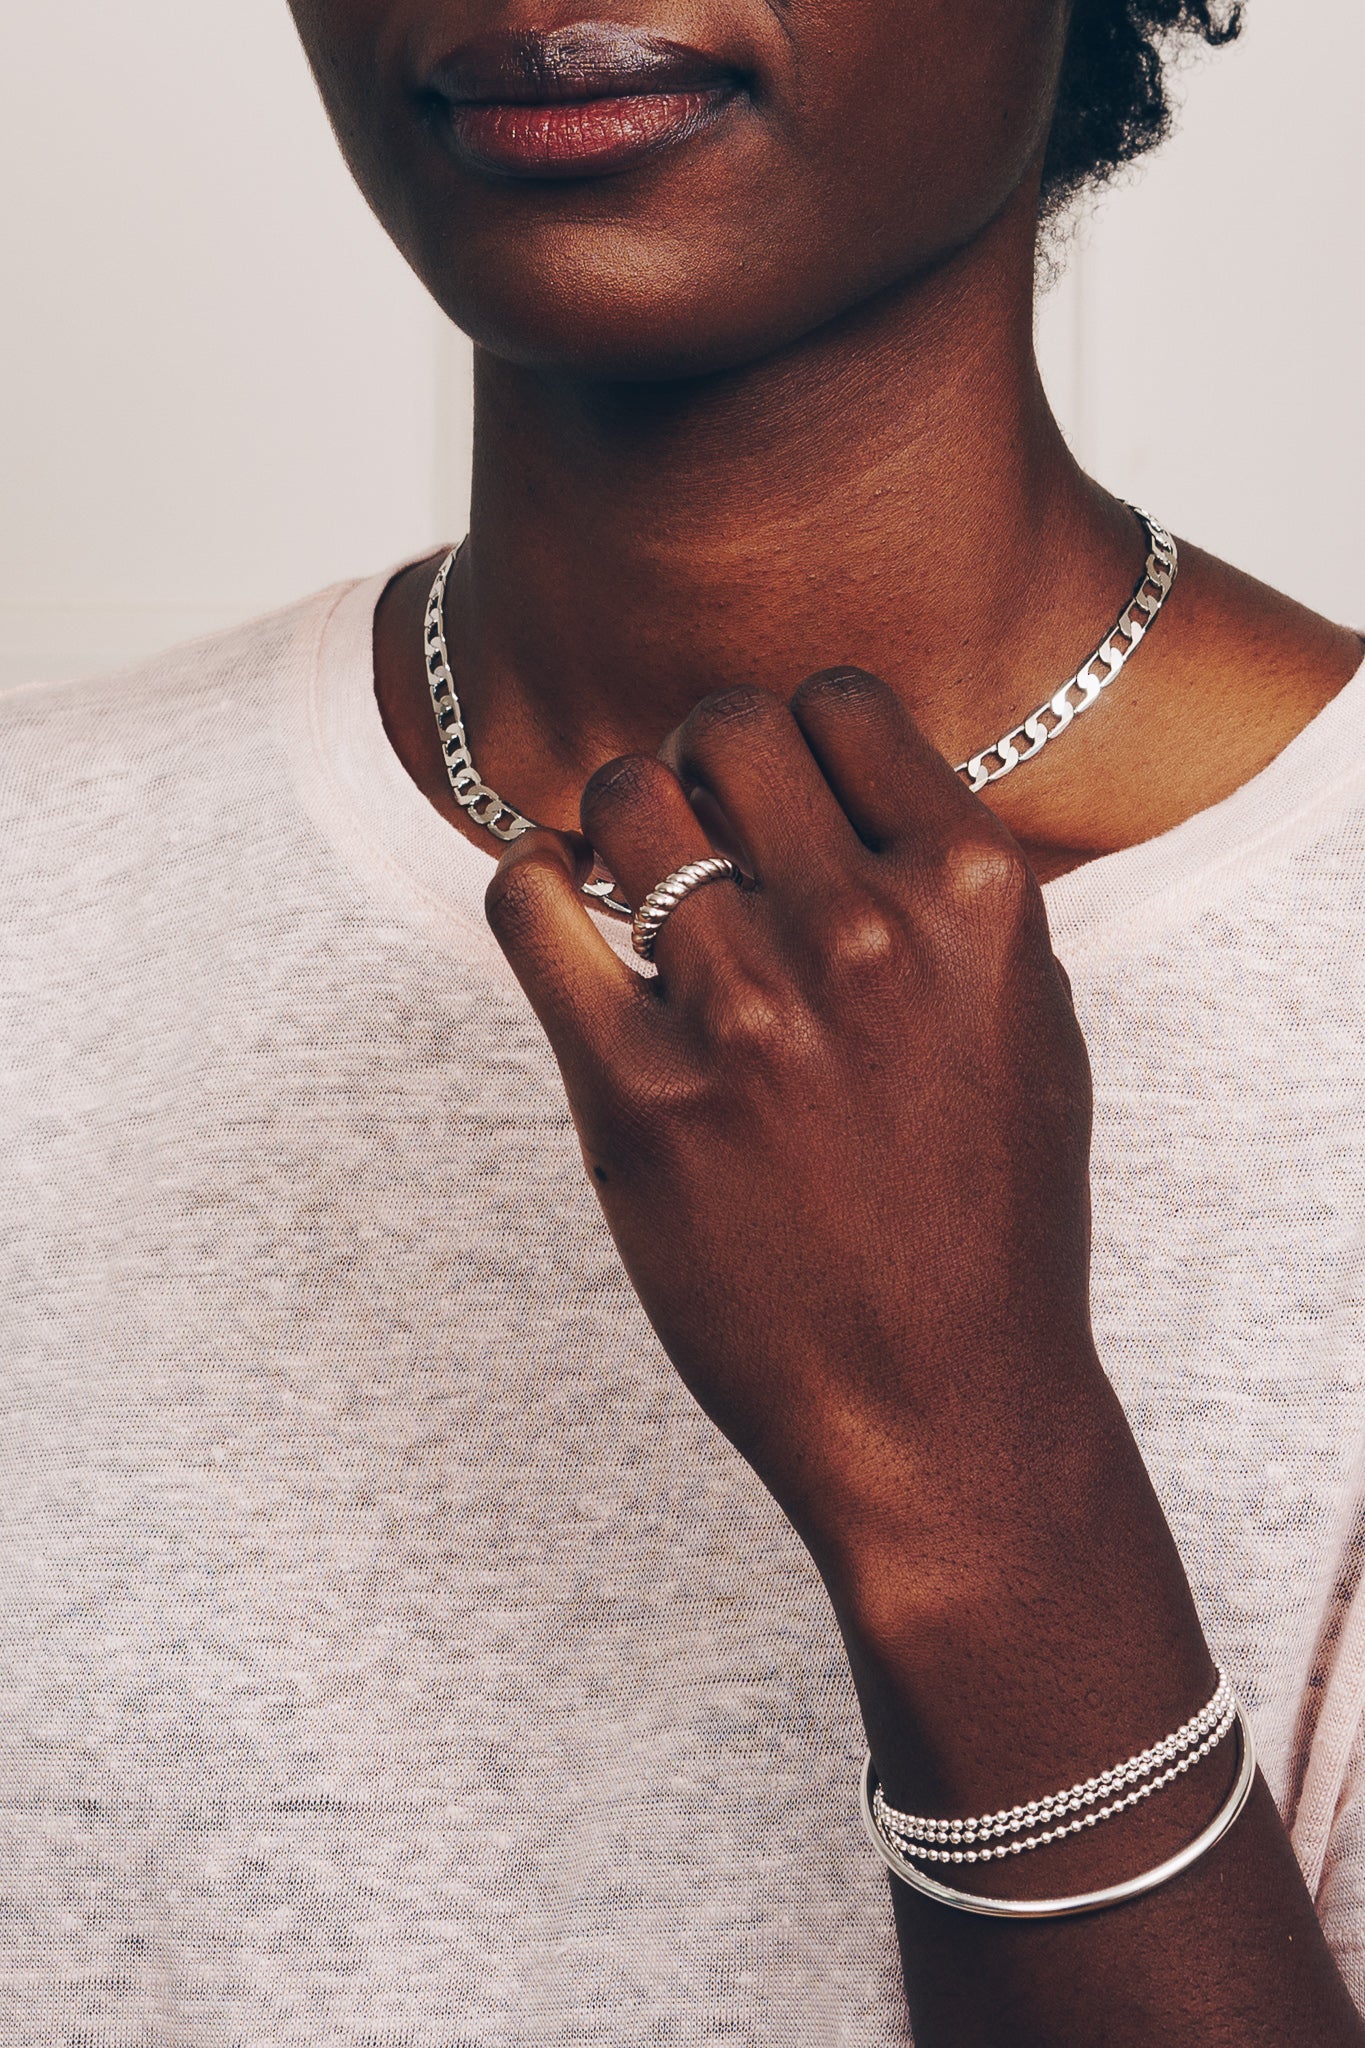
[423,23,744,179]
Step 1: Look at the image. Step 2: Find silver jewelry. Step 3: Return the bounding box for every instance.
[859,1692,1256,1921]
[423,548,630,916]
[875,1668,1231,1855]
[955,508,1178,794]
[882,1696,1237,1865]
[631,858,743,962]
[424,505,1177,910]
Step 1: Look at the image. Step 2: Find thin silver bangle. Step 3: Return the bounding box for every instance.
[859,1696,1257,1920]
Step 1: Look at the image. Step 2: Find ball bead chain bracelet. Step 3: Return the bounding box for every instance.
[874,1668,1232,1851]
[859,1676,1258,1921]
[882,1696,1238,1866]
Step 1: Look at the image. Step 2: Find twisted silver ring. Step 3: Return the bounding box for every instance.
[631,857,742,962]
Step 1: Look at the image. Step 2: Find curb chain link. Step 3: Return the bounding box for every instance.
[425,507,1177,901]
[955,508,1178,793]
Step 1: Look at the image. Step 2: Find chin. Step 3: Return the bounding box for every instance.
[438,278,815,383]
[406,213,953,386]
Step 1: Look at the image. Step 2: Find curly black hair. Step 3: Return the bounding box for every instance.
[1042,0,1243,217]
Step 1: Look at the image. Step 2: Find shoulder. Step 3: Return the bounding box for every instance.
[1068,540,1365,863]
[1,583,349,789]
[0,581,362,852]
[0,579,376,964]
[1180,545,1362,707]
[1155,541,1365,827]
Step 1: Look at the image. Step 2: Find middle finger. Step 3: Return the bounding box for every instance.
[659,686,862,891]
[580,752,758,977]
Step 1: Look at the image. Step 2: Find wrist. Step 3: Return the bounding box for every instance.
[820,1449,1214,1825]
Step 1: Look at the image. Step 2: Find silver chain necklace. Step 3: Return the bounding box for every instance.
[424,549,631,916]
[423,507,1177,909]
[956,508,1177,792]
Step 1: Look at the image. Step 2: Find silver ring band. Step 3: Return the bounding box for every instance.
[858,1696,1257,1920]
[631,857,742,962]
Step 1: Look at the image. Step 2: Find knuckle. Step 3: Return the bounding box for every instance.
[701,974,802,1066]
[587,1064,693,1151]
[936,832,1034,922]
[629,1059,714,1135]
[679,685,782,753]
[579,752,671,832]
[817,902,907,983]
[587,1051,725,1174]
[791,665,889,713]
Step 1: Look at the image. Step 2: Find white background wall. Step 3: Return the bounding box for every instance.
[1,1,1360,690]
[1037,0,1364,624]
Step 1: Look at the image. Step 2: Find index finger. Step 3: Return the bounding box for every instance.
[485,828,646,1066]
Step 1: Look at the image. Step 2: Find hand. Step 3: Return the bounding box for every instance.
[484,669,1100,1592]
[482,673,1365,2048]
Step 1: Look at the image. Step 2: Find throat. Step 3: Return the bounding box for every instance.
[373,238,1364,880]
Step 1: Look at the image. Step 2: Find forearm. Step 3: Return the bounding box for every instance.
[484,671,1363,2041]
[820,1355,1365,2047]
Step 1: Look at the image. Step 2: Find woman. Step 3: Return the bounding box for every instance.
[3,0,1364,2040]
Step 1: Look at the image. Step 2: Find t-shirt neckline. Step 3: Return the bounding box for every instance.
[298,564,1365,972]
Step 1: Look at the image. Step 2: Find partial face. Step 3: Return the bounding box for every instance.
[288,1,1071,378]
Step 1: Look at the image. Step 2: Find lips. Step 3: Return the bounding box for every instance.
[422,23,745,178]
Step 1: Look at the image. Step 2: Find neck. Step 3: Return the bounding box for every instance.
[386,189,1145,853]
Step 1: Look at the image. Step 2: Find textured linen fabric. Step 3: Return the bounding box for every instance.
[1,566,1364,2045]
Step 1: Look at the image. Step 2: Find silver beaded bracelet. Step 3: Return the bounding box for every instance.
[875,1670,1232,1858]
[860,1678,1257,1920]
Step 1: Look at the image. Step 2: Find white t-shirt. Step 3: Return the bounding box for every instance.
[2,569,1365,2045]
